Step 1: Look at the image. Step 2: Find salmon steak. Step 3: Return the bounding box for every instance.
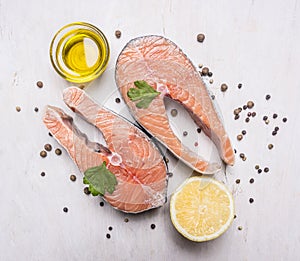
[115,35,235,174]
[43,87,168,213]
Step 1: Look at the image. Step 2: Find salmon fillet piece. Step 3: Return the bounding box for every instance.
[43,87,168,213]
[115,36,234,174]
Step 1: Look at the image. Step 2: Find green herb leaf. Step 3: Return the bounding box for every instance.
[83,162,117,196]
[127,80,160,109]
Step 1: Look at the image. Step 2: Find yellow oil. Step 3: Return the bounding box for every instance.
[55,28,109,83]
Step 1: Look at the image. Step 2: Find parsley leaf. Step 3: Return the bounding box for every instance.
[127,80,161,109]
[83,162,117,196]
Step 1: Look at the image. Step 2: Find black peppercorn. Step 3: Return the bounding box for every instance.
[40,150,47,158]
[115,30,121,39]
[55,148,62,155]
[37,81,43,88]
[202,67,209,76]
[44,144,52,152]
[197,33,205,43]
[220,83,228,92]
[84,187,91,195]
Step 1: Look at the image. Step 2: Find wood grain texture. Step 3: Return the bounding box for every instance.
[0,0,299,260]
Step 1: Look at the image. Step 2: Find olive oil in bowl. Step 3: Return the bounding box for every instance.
[50,22,110,83]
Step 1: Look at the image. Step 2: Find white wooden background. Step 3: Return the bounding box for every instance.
[1,0,299,260]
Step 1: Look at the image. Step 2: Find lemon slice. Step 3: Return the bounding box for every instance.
[170,176,234,242]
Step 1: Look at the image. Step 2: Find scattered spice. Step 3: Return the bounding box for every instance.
[237,134,243,141]
[48,132,53,137]
[170,109,178,117]
[99,201,104,207]
[36,81,43,88]
[220,83,228,92]
[108,226,113,231]
[183,131,188,137]
[70,175,76,182]
[115,30,121,39]
[40,150,47,158]
[194,142,198,147]
[124,218,129,223]
[209,79,214,84]
[44,144,52,152]
[258,169,262,174]
[63,207,68,213]
[238,83,242,89]
[239,153,245,159]
[208,71,213,77]
[238,226,243,231]
[247,101,254,109]
[247,112,252,117]
[235,179,240,184]
[34,107,39,112]
[265,119,270,125]
[150,224,156,229]
[251,112,256,117]
[273,113,278,119]
[16,106,21,112]
[265,94,271,100]
[234,149,237,154]
[41,172,46,177]
[234,214,237,219]
[55,148,62,155]
[234,115,240,120]
[242,157,247,161]
[106,233,111,239]
[263,116,268,121]
[274,126,279,131]
[165,158,169,163]
[198,64,203,68]
[249,198,254,204]
[245,117,250,123]
[241,130,246,135]
[197,128,201,133]
[115,98,121,103]
[249,178,254,184]
[268,144,274,150]
[282,117,287,123]
[255,165,260,170]
[197,33,205,43]
[234,108,241,115]
[84,187,91,195]
[243,105,247,110]
[264,167,269,173]
[272,130,277,136]
[202,67,209,76]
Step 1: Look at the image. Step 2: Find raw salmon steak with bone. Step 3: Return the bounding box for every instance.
[115,35,235,174]
[43,87,168,213]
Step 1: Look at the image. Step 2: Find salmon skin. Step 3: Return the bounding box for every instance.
[115,35,235,174]
[43,87,168,213]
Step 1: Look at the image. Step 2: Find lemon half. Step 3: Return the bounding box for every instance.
[170,177,234,242]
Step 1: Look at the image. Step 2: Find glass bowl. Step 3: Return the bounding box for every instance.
[50,22,110,83]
